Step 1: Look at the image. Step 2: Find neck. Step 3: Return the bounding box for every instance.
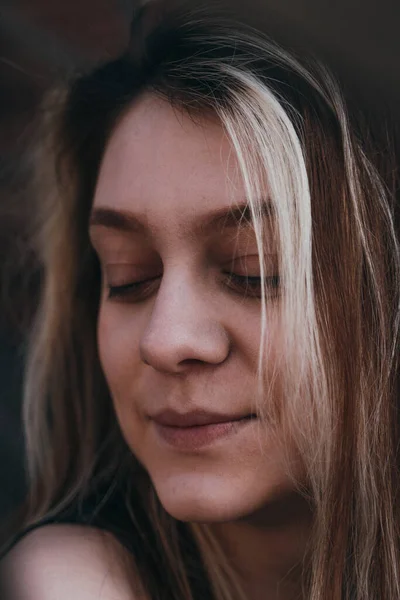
[209,492,312,600]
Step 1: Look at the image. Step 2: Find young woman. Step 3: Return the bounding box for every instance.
[1,0,399,598]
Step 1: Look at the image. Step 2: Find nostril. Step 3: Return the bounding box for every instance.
[180,358,205,366]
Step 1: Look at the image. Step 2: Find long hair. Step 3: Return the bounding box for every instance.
[15,0,400,598]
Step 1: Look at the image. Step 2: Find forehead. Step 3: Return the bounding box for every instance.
[92,93,245,235]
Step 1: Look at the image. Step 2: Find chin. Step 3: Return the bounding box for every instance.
[158,493,247,523]
[150,471,272,523]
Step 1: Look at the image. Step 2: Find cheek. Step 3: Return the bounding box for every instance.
[237,307,284,385]
[97,303,142,403]
[235,309,286,422]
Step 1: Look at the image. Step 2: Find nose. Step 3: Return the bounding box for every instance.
[139,270,231,374]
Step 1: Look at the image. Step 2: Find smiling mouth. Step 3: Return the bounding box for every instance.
[151,409,257,428]
[151,411,258,450]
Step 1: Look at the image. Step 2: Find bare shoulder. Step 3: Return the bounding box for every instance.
[0,524,144,600]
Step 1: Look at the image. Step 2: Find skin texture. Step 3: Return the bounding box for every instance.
[1,525,139,600]
[90,93,311,598]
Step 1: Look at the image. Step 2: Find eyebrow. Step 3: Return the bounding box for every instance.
[89,201,272,237]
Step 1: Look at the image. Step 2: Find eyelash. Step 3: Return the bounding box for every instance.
[107,273,280,300]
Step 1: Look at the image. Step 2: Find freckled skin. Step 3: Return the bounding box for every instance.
[90,92,297,524]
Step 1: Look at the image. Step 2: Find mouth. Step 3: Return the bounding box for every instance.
[150,410,257,450]
[151,409,257,428]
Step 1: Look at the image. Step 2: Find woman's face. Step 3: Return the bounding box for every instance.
[90,93,296,522]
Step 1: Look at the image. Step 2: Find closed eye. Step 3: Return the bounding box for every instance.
[107,276,161,300]
[106,273,280,301]
[224,273,280,298]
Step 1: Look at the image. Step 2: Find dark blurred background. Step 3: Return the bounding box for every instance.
[1,0,399,528]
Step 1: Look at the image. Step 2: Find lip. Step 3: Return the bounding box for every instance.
[150,409,257,450]
[151,409,255,428]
